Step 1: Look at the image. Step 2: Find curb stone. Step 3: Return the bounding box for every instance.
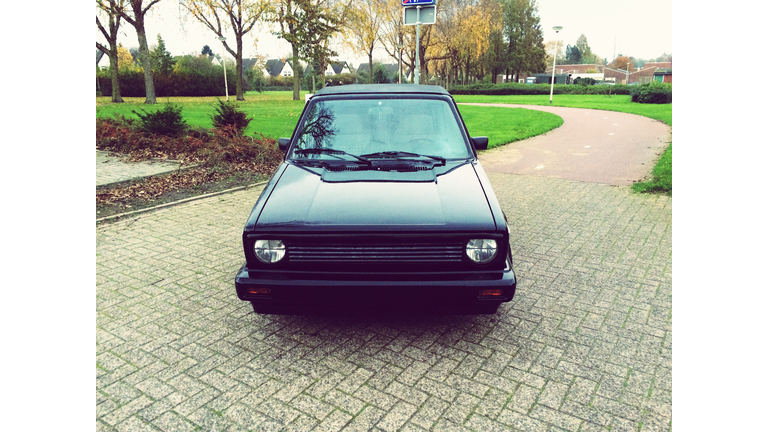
[96,180,268,225]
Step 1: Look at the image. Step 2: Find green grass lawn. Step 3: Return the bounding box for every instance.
[456,105,562,149]
[96,91,310,139]
[453,94,672,127]
[96,91,563,148]
[96,91,670,193]
[453,94,672,194]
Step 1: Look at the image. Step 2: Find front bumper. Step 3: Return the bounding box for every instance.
[234,259,516,310]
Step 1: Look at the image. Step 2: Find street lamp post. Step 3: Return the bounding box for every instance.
[549,26,563,104]
[218,36,229,101]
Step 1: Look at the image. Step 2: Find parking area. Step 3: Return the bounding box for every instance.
[97,171,671,431]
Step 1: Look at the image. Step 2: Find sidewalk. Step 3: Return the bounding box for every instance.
[96,150,185,187]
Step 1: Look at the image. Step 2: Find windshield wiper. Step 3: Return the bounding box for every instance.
[293,148,371,165]
[360,151,446,165]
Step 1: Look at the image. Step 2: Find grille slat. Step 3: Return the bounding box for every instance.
[287,243,464,263]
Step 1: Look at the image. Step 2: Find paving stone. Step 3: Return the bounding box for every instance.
[97,172,672,432]
[377,400,419,432]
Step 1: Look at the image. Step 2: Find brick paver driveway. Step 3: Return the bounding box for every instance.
[97,174,671,431]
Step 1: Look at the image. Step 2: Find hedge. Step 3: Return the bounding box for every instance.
[97,69,238,97]
[449,82,633,96]
[630,81,672,104]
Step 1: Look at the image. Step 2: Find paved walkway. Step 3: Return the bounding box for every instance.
[96,108,672,431]
[97,150,185,186]
[463,104,671,186]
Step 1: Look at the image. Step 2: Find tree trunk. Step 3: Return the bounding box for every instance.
[135,22,156,104]
[236,34,244,101]
[292,44,301,101]
[368,52,373,84]
[108,48,123,103]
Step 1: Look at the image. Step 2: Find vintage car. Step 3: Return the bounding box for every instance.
[235,85,516,314]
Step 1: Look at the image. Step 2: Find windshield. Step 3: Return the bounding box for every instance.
[289,97,473,161]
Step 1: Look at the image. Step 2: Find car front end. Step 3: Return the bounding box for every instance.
[235,85,516,314]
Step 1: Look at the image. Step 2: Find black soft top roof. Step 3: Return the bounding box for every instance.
[314,84,450,97]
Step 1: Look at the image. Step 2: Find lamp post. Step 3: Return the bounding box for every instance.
[549,26,563,104]
[218,36,229,101]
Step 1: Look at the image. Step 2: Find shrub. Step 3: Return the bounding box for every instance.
[211,99,252,135]
[132,103,188,136]
[96,115,282,169]
[574,77,597,86]
[630,81,672,104]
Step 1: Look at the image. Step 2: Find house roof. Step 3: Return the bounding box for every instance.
[241,57,259,72]
[603,66,659,82]
[264,59,286,76]
[644,62,672,69]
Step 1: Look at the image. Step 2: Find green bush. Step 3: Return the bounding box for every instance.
[132,103,188,136]
[630,81,672,104]
[573,77,597,86]
[211,99,252,135]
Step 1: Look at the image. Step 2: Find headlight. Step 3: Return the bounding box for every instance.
[466,239,497,264]
[253,239,286,264]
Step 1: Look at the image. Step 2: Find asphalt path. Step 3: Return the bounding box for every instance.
[462,104,672,186]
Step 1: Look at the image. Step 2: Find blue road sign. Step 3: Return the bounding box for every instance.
[402,0,435,6]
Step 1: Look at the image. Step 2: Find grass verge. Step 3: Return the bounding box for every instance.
[456,105,563,149]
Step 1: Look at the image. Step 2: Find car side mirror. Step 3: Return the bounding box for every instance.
[471,136,489,151]
[278,138,291,151]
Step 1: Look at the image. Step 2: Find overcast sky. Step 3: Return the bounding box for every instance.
[98,0,672,67]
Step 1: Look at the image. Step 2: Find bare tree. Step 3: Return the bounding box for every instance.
[344,0,382,84]
[181,0,269,101]
[269,0,349,100]
[96,0,126,102]
[116,0,162,104]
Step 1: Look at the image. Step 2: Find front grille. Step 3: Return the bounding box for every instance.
[288,243,464,263]
[245,234,506,273]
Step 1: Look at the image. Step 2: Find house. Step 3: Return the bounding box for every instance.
[653,69,672,84]
[324,61,354,76]
[604,66,659,85]
[240,57,260,73]
[644,62,672,70]
[263,59,285,77]
[546,64,605,75]
[263,58,299,77]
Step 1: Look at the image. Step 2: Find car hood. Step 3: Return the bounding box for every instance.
[251,162,497,232]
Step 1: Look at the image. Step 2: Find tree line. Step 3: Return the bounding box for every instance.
[97,0,575,103]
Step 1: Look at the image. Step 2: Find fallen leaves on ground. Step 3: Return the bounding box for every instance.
[96,162,274,206]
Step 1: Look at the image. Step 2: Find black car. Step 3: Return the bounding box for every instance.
[235,85,516,314]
